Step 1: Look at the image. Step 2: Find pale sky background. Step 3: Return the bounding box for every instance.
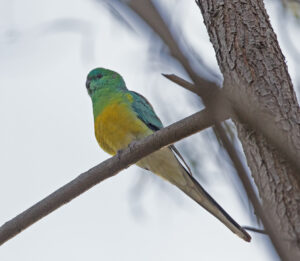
[0,0,299,260]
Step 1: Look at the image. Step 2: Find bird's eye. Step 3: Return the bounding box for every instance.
[96,74,103,79]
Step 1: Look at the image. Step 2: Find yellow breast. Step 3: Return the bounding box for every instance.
[94,102,152,155]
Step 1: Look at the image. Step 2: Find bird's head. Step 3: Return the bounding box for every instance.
[85,68,126,96]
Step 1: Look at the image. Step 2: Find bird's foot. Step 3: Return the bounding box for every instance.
[128,140,139,152]
[116,149,124,160]
[116,140,139,160]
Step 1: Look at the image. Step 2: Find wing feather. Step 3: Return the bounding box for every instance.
[129,91,163,131]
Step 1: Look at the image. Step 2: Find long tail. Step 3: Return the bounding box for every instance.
[137,147,251,242]
[178,170,251,242]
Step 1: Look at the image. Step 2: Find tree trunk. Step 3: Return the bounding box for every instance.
[197,0,300,259]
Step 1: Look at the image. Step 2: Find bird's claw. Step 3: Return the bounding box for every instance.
[116,149,123,160]
[128,140,139,151]
[116,141,139,160]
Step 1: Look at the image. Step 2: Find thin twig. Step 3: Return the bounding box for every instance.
[163,73,300,177]
[162,73,201,96]
[214,123,290,261]
[243,226,267,235]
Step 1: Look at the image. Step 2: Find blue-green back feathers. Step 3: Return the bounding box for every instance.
[129,91,163,131]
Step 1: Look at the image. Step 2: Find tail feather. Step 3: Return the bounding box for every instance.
[137,147,251,242]
[181,172,251,242]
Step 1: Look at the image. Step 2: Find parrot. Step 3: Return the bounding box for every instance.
[85,67,251,242]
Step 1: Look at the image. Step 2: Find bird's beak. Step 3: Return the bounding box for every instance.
[86,79,91,90]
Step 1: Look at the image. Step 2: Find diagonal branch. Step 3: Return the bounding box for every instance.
[127,0,219,96]
[164,73,300,177]
[214,123,290,261]
[162,73,202,96]
[0,108,218,246]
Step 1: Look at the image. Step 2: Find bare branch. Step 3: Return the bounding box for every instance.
[214,123,290,261]
[0,108,216,246]
[164,73,300,176]
[126,0,219,96]
[162,73,201,96]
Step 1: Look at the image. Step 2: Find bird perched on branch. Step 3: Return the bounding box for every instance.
[86,67,251,242]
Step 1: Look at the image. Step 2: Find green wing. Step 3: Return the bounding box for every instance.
[130,90,192,175]
[129,91,163,131]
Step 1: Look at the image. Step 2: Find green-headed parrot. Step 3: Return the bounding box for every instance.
[86,67,251,242]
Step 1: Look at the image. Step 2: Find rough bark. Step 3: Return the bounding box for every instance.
[197,0,300,259]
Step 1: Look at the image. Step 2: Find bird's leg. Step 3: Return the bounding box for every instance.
[116,149,124,160]
[128,140,139,152]
[116,140,139,160]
